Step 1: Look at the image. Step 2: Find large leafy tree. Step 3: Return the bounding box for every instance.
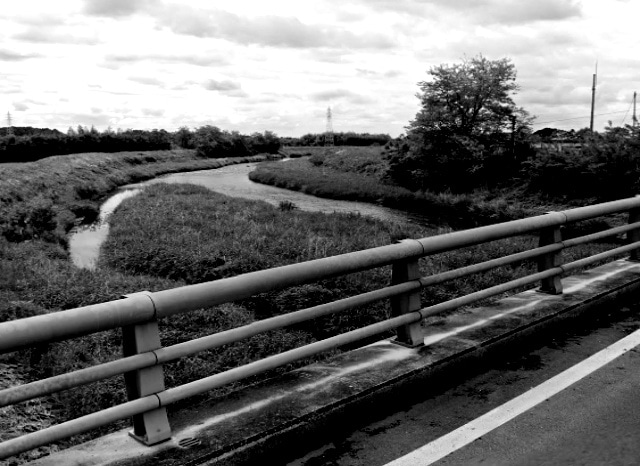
[411,54,524,136]
[387,55,533,192]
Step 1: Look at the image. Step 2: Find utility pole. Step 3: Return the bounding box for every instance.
[589,63,597,132]
[510,114,517,159]
[633,91,637,129]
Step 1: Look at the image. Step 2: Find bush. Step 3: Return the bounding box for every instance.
[194,126,250,158]
[309,154,325,166]
[385,131,530,193]
[524,125,640,200]
[278,200,297,211]
[193,127,281,159]
[1,196,58,242]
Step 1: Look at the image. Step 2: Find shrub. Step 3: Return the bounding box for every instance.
[194,127,281,159]
[278,200,297,211]
[309,154,325,166]
[1,196,57,242]
[523,125,640,200]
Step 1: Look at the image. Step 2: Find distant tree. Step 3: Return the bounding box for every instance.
[387,54,533,192]
[410,54,524,137]
[193,126,241,158]
[247,131,281,154]
[174,126,195,149]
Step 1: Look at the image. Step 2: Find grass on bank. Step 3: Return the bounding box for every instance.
[0,149,276,462]
[0,149,276,244]
[0,149,623,463]
[251,146,536,229]
[101,182,619,387]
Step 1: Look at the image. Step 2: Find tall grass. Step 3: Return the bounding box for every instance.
[0,149,274,244]
[250,154,531,228]
[102,183,618,334]
[0,149,623,462]
[0,149,278,462]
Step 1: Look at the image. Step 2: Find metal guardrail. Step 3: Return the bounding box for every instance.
[2,196,640,460]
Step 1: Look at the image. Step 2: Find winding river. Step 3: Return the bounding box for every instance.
[68,162,427,269]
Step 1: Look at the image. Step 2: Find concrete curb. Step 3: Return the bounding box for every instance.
[28,259,640,466]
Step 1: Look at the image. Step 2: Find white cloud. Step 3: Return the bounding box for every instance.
[204,79,242,92]
[310,89,374,105]
[156,5,395,49]
[15,29,97,45]
[83,0,157,17]
[104,52,228,68]
[1,0,637,135]
[0,49,40,61]
[142,108,165,117]
[13,101,30,111]
[128,76,165,87]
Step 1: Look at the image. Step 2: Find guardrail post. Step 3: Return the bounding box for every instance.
[390,243,423,348]
[121,292,171,445]
[628,202,640,261]
[538,222,563,294]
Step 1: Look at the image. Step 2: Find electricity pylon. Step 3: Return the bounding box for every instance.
[6,111,12,135]
[325,107,334,147]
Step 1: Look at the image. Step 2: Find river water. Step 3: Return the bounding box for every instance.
[68,162,426,269]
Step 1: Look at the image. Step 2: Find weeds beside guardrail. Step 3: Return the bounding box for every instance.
[1,196,640,460]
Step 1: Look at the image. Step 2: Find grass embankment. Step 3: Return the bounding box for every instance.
[0,149,277,244]
[0,149,621,463]
[253,146,538,228]
[0,149,275,462]
[99,183,618,400]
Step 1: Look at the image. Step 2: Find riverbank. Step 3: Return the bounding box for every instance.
[96,183,617,412]
[0,150,277,463]
[251,146,537,228]
[0,149,620,463]
[0,149,278,245]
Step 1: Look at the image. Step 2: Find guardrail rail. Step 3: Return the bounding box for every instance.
[2,196,640,460]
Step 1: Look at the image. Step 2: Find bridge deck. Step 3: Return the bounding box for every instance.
[28,259,640,466]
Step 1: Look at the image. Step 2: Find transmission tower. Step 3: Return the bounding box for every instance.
[324,107,334,147]
[6,111,13,135]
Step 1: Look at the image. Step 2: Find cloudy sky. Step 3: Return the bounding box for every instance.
[1,0,637,137]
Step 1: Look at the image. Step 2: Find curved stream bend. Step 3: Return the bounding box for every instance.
[68,162,424,269]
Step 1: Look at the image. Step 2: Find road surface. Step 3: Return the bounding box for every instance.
[284,304,640,465]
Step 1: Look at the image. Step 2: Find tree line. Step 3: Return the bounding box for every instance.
[0,125,283,163]
[0,124,388,164]
[282,132,391,147]
[0,126,172,163]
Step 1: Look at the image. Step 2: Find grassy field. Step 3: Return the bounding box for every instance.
[0,149,276,462]
[251,146,539,228]
[0,148,623,463]
[0,149,275,244]
[100,182,618,394]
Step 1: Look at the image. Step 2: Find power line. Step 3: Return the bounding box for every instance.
[621,97,634,125]
[532,110,628,126]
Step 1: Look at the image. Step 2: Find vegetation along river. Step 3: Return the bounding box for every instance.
[68,161,429,269]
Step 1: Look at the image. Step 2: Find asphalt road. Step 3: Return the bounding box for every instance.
[283,304,640,466]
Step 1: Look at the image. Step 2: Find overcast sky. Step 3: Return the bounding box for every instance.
[1,0,637,137]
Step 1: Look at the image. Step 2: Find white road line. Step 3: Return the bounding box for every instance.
[385,326,640,466]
